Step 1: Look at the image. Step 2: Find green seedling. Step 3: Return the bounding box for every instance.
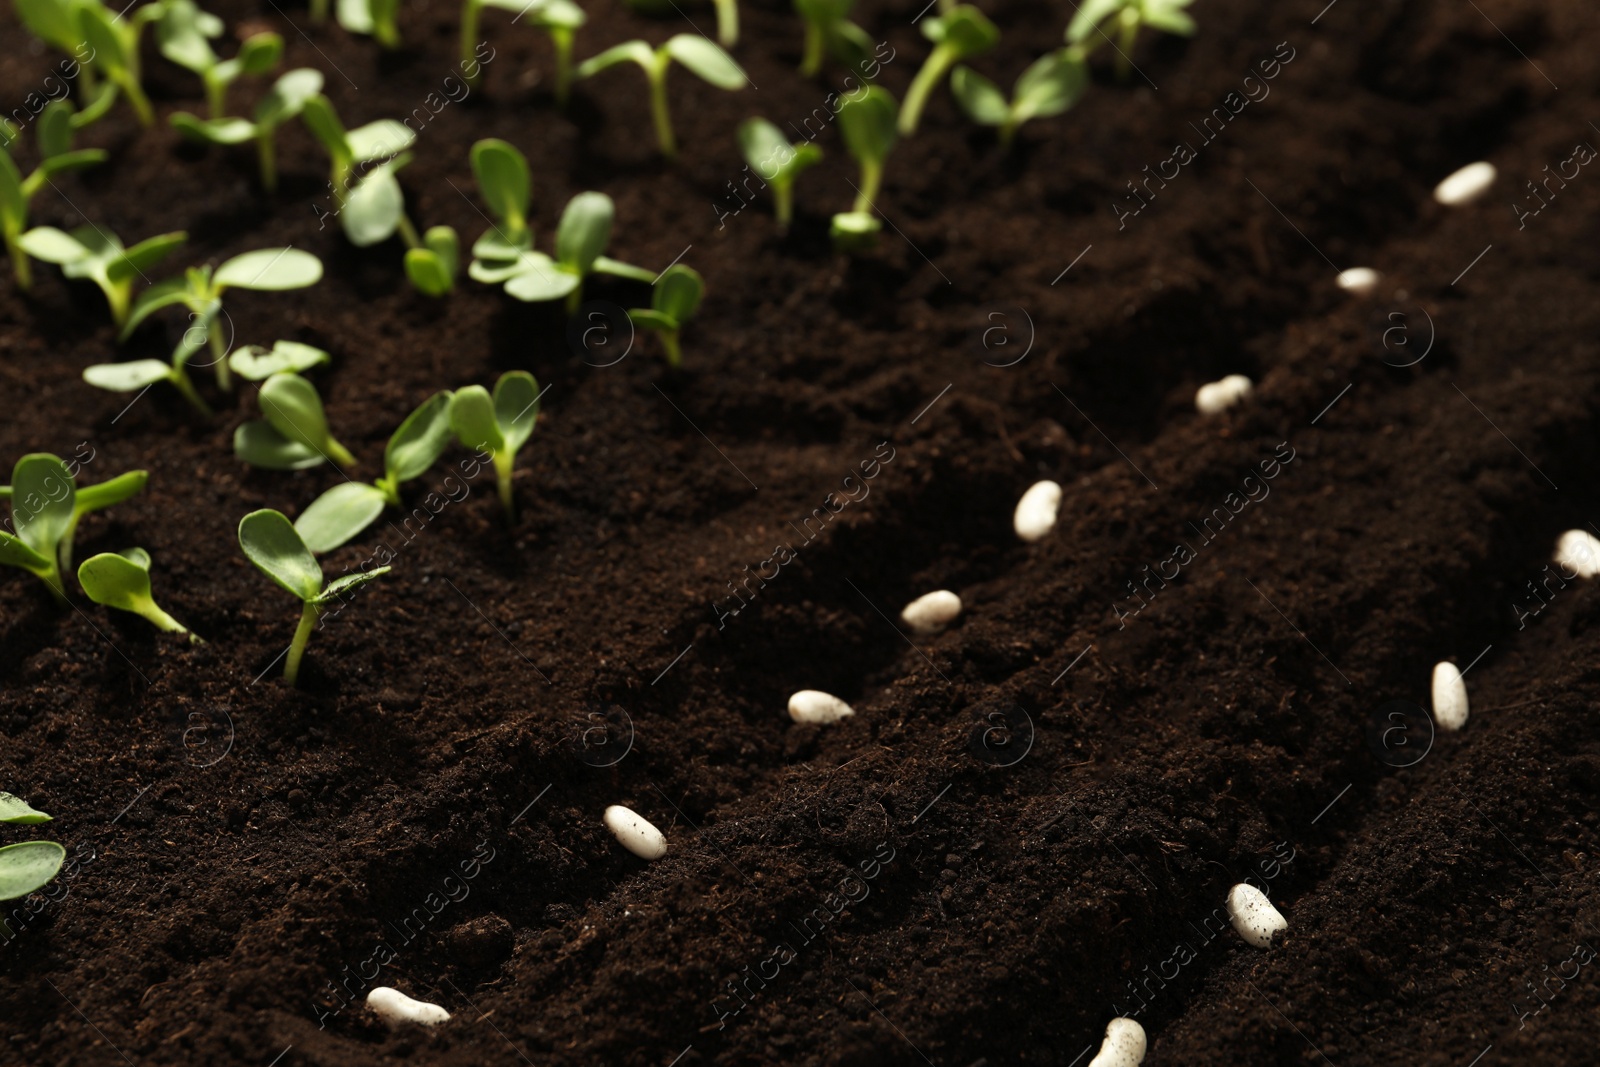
[0,129,106,289]
[83,301,221,415]
[951,49,1088,147]
[628,264,702,368]
[449,370,539,519]
[0,793,64,916]
[793,0,873,78]
[122,247,324,391]
[228,338,331,382]
[77,0,168,125]
[78,548,199,639]
[235,373,355,470]
[0,453,147,599]
[14,225,185,327]
[299,93,415,199]
[468,137,533,253]
[332,152,459,296]
[473,191,653,312]
[1065,0,1195,82]
[830,85,897,251]
[462,0,585,102]
[238,509,389,685]
[736,118,822,232]
[899,5,999,135]
[171,68,325,192]
[156,0,283,119]
[293,390,454,552]
[575,35,748,159]
[335,0,401,48]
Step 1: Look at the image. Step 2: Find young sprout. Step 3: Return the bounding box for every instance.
[334,152,461,295]
[0,793,63,915]
[449,370,539,519]
[170,68,325,192]
[0,130,106,289]
[155,0,283,119]
[629,264,702,368]
[293,390,454,552]
[13,224,186,327]
[335,0,402,49]
[899,5,999,135]
[736,119,822,232]
[235,373,355,470]
[77,0,170,126]
[83,301,221,416]
[78,548,200,640]
[830,86,897,251]
[575,35,748,159]
[467,137,533,257]
[227,338,331,381]
[404,227,460,297]
[1065,0,1195,82]
[951,49,1088,147]
[472,189,654,313]
[792,0,873,78]
[237,509,390,685]
[0,453,147,599]
[121,247,324,391]
[462,0,586,102]
[299,93,416,200]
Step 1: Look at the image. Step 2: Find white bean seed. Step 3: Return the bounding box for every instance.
[1194,374,1254,415]
[1433,161,1496,206]
[1555,529,1600,578]
[1431,661,1468,732]
[1227,883,1287,947]
[787,690,855,725]
[1336,267,1380,295]
[604,804,668,860]
[367,986,450,1027]
[1087,1017,1146,1067]
[901,590,962,634]
[1013,480,1062,543]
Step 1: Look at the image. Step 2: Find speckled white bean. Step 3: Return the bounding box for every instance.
[1195,374,1254,415]
[787,690,855,725]
[1433,161,1496,206]
[1336,267,1380,295]
[1227,883,1287,948]
[1431,661,1469,732]
[1013,480,1062,543]
[1555,529,1600,578]
[901,590,962,634]
[604,804,668,860]
[1087,1016,1146,1067]
[367,987,450,1027]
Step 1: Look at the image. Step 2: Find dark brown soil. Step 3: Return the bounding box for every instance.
[4,0,1600,1063]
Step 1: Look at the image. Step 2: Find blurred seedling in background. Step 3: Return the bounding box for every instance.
[462,0,586,103]
[238,509,389,685]
[15,0,167,124]
[235,373,355,470]
[15,225,186,328]
[299,94,416,200]
[121,247,324,391]
[830,86,897,251]
[330,0,402,49]
[629,264,702,368]
[0,793,63,926]
[293,390,455,552]
[0,453,147,600]
[0,120,107,289]
[736,119,822,232]
[449,371,540,519]
[793,0,873,78]
[1065,0,1195,82]
[951,49,1088,147]
[899,5,998,135]
[155,0,283,119]
[78,548,200,640]
[228,338,331,381]
[576,35,747,159]
[171,68,324,192]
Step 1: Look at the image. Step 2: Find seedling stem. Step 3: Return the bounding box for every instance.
[286,600,319,686]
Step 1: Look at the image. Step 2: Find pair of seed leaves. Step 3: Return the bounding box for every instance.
[16,0,164,125]
[0,793,62,904]
[169,68,324,192]
[735,119,823,231]
[154,0,283,119]
[0,454,146,600]
[792,0,874,78]
[470,139,653,304]
[951,49,1088,146]
[899,5,999,136]
[1065,0,1195,45]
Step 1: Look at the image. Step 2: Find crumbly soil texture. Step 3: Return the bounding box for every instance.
[4,0,1600,1063]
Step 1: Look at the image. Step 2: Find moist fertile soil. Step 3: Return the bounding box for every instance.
[4,0,1600,1063]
